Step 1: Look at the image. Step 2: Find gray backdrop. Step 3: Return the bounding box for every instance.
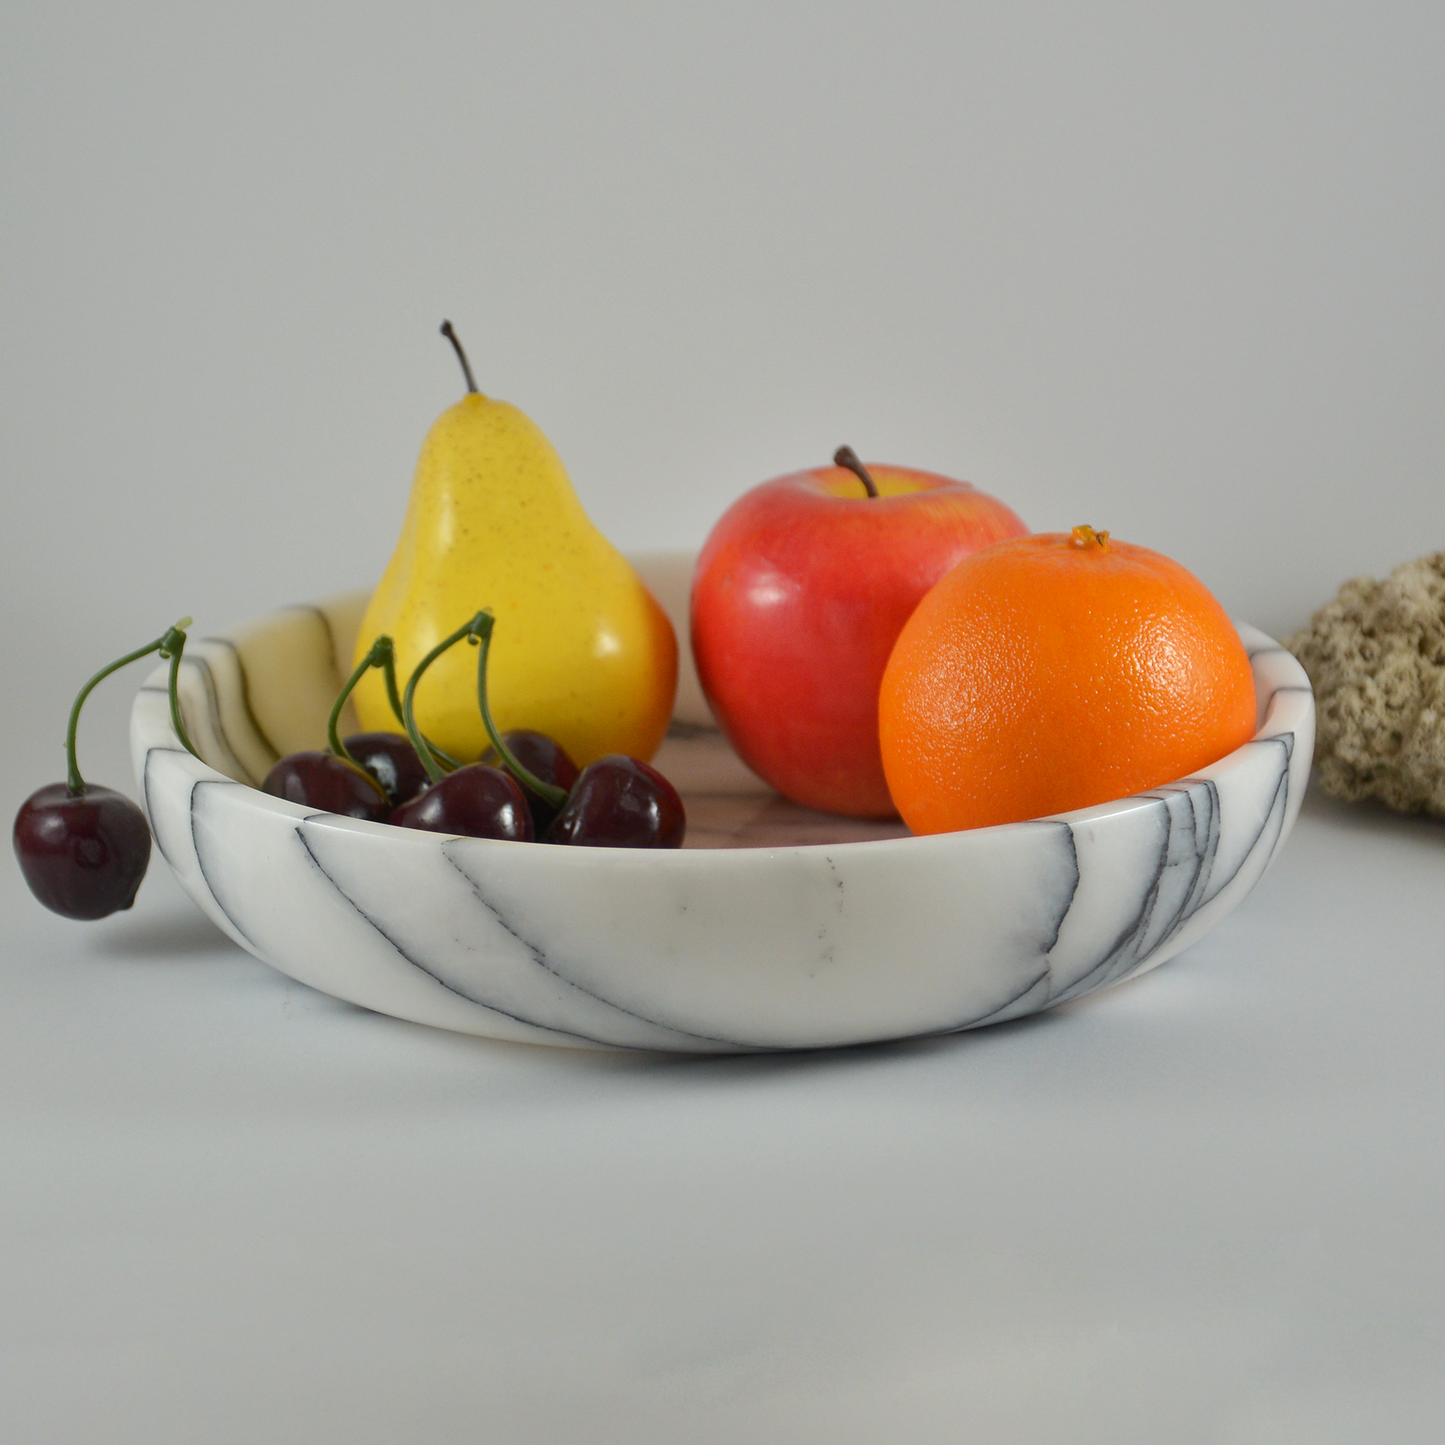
[3,4,1443,1441]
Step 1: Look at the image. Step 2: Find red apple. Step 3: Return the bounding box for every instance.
[690,449,1028,817]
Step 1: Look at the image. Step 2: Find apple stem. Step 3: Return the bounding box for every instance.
[833,446,879,499]
[440,320,479,394]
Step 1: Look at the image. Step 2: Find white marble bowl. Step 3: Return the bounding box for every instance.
[130,555,1314,1052]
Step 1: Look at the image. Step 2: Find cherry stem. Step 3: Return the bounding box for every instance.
[320,639,398,804]
[326,636,460,775]
[401,617,485,786]
[471,615,568,810]
[379,649,462,773]
[399,612,567,807]
[833,445,879,499]
[161,626,201,765]
[65,619,199,795]
[440,320,479,394]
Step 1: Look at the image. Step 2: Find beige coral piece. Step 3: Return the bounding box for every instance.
[1285,551,1445,817]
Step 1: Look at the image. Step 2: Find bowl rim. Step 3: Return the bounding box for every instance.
[131,604,1313,862]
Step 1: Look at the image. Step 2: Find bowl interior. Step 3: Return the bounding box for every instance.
[179,554,912,849]
[168,551,1301,851]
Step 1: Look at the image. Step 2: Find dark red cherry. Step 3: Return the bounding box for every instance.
[481,729,579,835]
[343,731,430,806]
[15,617,199,920]
[13,783,153,920]
[262,752,391,822]
[390,763,533,841]
[546,755,685,848]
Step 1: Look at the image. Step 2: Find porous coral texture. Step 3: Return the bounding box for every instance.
[1286,551,1445,817]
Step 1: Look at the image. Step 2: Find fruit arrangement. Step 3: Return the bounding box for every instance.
[258,607,684,845]
[14,321,1260,926]
[690,446,1027,816]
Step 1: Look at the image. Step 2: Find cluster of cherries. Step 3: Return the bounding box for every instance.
[13,610,684,924]
[263,610,685,849]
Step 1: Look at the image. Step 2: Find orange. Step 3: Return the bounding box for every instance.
[878,526,1258,833]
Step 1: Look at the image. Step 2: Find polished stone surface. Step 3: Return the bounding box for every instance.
[128,566,1313,1052]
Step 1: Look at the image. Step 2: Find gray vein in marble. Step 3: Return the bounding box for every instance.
[181,652,255,786]
[140,744,191,871]
[278,603,342,686]
[199,635,282,774]
[291,824,614,1048]
[187,780,263,953]
[1034,820,1080,962]
[131,591,1315,1052]
[436,843,752,1050]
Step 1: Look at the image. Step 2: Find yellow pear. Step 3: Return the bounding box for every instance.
[351,326,676,766]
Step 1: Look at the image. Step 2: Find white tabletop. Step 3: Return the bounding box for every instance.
[4,780,1443,1442]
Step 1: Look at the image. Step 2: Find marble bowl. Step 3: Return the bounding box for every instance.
[130,554,1314,1053]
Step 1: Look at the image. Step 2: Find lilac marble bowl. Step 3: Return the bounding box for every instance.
[129,554,1313,1052]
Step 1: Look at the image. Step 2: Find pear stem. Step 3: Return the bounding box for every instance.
[833,446,879,499]
[440,320,479,394]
